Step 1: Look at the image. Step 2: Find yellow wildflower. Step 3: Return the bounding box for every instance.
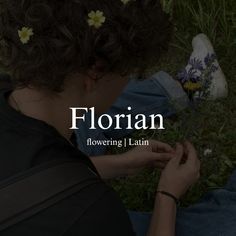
[183,81,202,91]
[18,27,34,44]
[88,10,106,29]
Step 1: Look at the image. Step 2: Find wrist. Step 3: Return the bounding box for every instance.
[156,190,180,206]
[157,182,181,199]
[155,194,177,212]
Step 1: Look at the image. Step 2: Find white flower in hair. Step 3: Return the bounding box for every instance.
[88,10,106,29]
[18,27,34,44]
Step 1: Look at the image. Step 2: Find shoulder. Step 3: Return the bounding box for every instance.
[31,141,99,175]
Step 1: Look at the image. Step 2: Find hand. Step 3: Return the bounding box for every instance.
[158,141,200,199]
[120,140,175,176]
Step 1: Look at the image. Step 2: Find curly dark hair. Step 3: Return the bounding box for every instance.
[0,0,172,92]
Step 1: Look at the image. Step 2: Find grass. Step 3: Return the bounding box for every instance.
[110,0,236,211]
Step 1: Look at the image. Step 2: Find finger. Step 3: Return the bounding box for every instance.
[154,162,166,169]
[144,158,167,169]
[172,143,184,165]
[145,161,168,169]
[176,143,184,156]
[184,141,200,169]
[147,152,175,162]
[184,141,197,162]
[149,140,174,153]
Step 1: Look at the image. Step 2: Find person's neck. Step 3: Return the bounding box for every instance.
[8,86,81,141]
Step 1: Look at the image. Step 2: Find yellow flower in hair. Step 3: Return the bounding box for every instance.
[183,81,202,91]
[18,27,34,44]
[121,0,132,4]
[88,10,106,29]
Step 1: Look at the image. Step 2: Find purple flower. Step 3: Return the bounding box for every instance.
[177,69,188,83]
[188,57,204,71]
[177,68,200,84]
[204,53,217,66]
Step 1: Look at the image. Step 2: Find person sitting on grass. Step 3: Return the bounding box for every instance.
[0,0,200,235]
[0,0,232,236]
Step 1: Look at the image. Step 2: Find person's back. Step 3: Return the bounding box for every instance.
[0,80,135,236]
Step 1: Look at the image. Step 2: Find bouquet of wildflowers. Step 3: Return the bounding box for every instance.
[177,53,218,100]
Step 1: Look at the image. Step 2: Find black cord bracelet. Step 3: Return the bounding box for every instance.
[156,191,180,206]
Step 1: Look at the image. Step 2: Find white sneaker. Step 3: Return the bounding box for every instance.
[177,33,228,100]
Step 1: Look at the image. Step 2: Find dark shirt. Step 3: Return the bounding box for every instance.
[0,76,135,236]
